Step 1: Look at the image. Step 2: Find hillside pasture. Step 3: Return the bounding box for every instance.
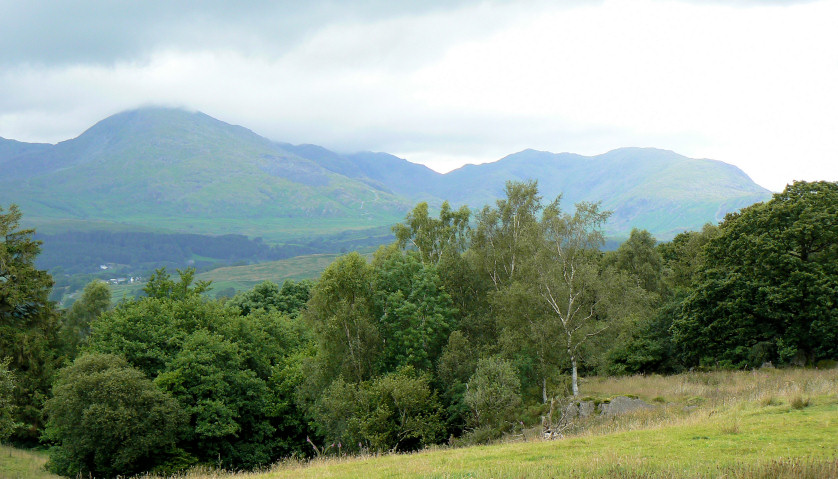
[144,368,838,478]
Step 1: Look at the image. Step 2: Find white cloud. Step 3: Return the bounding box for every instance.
[1,0,836,191]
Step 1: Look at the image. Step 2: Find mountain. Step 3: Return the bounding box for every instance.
[0,107,772,242]
[0,108,409,240]
[434,148,770,238]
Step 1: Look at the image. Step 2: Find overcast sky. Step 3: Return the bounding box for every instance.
[1,0,836,191]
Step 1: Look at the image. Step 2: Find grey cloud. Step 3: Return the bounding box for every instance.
[0,0,481,66]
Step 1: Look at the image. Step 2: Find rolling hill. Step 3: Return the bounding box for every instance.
[0,109,408,240]
[1,107,772,243]
[436,148,770,237]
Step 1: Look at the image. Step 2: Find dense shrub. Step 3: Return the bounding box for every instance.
[464,357,522,439]
[43,354,184,478]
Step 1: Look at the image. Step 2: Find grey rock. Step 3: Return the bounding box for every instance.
[599,396,654,416]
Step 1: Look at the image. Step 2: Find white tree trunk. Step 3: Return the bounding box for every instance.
[570,355,579,397]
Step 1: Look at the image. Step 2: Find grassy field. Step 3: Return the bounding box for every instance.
[160,368,838,478]
[0,446,59,479]
[106,252,372,302]
[4,369,834,479]
[195,253,344,289]
[194,252,374,297]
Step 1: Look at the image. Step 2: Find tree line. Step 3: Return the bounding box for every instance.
[38,227,395,275]
[0,180,835,477]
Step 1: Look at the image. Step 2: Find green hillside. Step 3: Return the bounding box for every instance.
[437,148,771,239]
[194,252,369,295]
[0,108,407,240]
[101,252,369,305]
[0,107,771,242]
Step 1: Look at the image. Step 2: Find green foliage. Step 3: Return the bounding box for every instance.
[228,279,312,317]
[493,279,559,402]
[372,247,457,372]
[60,280,111,357]
[393,201,470,264]
[303,249,455,449]
[154,330,277,468]
[470,180,542,290]
[534,196,645,396]
[436,331,478,434]
[0,204,61,442]
[310,377,366,452]
[312,368,444,453]
[43,353,184,478]
[464,357,522,438]
[88,294,225,378]
[143,267,211,300]
[0,204,53,313]
[464,182,650,397]
[362,368,444,452]
[658,223,719,291]
[304,253,380,382]
[0,358,20,441]
[87,274,312,469]
[604,225,721,376]
[606,293,685,375]
[673,181,838,367]
[605,228,665,296]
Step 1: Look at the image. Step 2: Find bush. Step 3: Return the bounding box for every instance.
[464,357,522,438]
[312,369,444,453]
[43,353,185,478]
[790,395,809,410]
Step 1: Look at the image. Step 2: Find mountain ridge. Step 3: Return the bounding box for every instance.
[0,107,772,240]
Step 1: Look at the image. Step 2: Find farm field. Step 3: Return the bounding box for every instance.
[194,253,352,293]
[104,252,372,302]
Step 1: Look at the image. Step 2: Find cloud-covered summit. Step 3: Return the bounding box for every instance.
[1,0,836,192]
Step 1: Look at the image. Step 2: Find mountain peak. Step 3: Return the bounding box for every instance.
[0,108,772,240]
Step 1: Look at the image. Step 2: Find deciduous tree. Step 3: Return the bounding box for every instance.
[471,181,542,290]
[464,357,522,437]
[373,247,457,372]
[393,201,470,265]
[673,181,838,367]
[43,353,184,478]
[60,280,111,357]
[535,200,640,396]
[304,253,379,382]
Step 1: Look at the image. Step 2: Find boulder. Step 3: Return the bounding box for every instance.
[599,396,654,416]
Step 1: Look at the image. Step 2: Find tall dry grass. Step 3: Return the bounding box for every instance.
[583,367,838,407]
[0,445,59,479]
[544,367,838,439]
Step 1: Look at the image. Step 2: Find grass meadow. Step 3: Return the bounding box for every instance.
[3,368,835,478]
[107,252,373,302]
[0,445,59,479]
